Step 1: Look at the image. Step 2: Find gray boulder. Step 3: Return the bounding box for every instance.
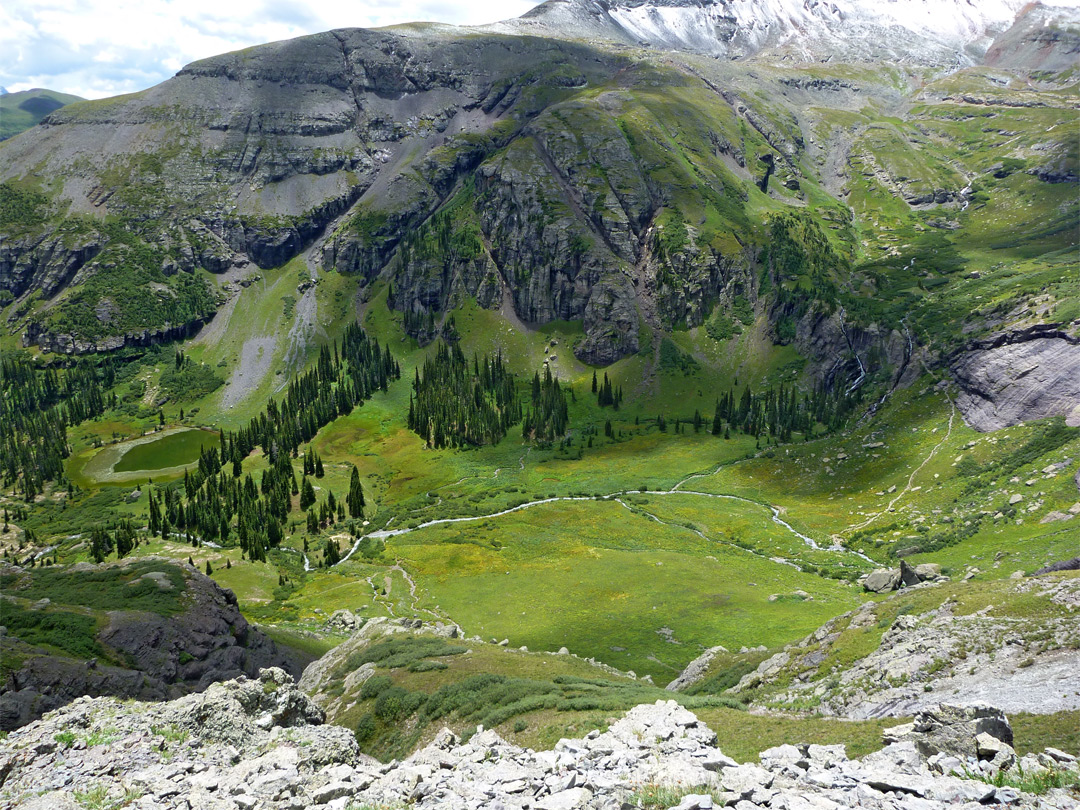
[915,563,942,579]
[900,560,921,587]
[864,568,901,593]
[884,704,1014,760]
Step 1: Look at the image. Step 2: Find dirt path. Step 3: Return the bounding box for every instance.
[847,401,956,533]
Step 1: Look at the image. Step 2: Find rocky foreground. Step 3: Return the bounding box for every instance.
[1,669,1077,810]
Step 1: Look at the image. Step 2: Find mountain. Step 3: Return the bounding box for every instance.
[0,3,1078,797]
[0,1,1076,387]
[498,0,1066,64]
[0,88,85,141]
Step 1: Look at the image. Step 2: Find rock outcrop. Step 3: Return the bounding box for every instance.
[1034,557,1080,576]
[884,704,1013,759]
[665,645,727,692]
[951,327,1080,432]
[0,560,307,731]
[862,561,944,593]
[2,672,1077,810]
[732,576,1080,718]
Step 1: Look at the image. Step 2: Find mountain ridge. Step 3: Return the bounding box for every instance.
[491,0,1080,64]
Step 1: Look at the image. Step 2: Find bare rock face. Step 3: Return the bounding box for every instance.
[742,577,1080,720]
[951,328,1080,432]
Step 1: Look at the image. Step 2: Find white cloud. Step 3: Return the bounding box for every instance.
[0,0,540,99]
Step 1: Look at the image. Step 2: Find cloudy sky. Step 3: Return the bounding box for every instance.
[0,0,539,100]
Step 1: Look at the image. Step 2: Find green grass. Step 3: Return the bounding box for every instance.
[1,561,187,615]
[1,603,104,659]
[969,763,1080,796]
[387,497,861,681]
[324,632,746,761]
[626,785,725,808]
[1013,711,1080,758]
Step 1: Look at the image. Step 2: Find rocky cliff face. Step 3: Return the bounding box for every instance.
[2,667,1077,810]
[0,560,308,731]
[1,0,1076,381]
[951,326,1080,432]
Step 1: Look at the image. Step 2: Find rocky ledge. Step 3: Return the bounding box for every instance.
[2,669,1078,810]
[0,560,306,731]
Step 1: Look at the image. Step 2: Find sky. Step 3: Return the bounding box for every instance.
[0,0,539,100]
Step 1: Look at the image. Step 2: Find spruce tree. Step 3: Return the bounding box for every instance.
[300,477,316,511]
[347,466,365,518]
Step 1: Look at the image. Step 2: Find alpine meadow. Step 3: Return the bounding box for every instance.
[1,1,1079,808]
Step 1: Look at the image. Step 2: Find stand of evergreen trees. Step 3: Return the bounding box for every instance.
[709,381,856,441]
[522,366,569,444]
[591,370,623,409]
[224,323,399,462]
[0,353,113,500]
[407,342,521,448]
[150,322,398,561]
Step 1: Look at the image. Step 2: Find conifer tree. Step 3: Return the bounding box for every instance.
[347,466,365,518]
[300,477,316,511]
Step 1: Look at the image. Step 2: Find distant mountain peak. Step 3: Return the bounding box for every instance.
[497,0,1076,65]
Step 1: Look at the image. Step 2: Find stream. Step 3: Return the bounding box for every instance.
[337,471,874,566]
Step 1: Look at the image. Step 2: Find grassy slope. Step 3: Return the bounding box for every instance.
[0,89,84,141]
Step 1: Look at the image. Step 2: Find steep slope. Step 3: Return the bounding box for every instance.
[0,1,1076,407]
[984,2,1080,74]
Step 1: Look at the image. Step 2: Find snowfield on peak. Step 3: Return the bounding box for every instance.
[495,0,1080,64]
